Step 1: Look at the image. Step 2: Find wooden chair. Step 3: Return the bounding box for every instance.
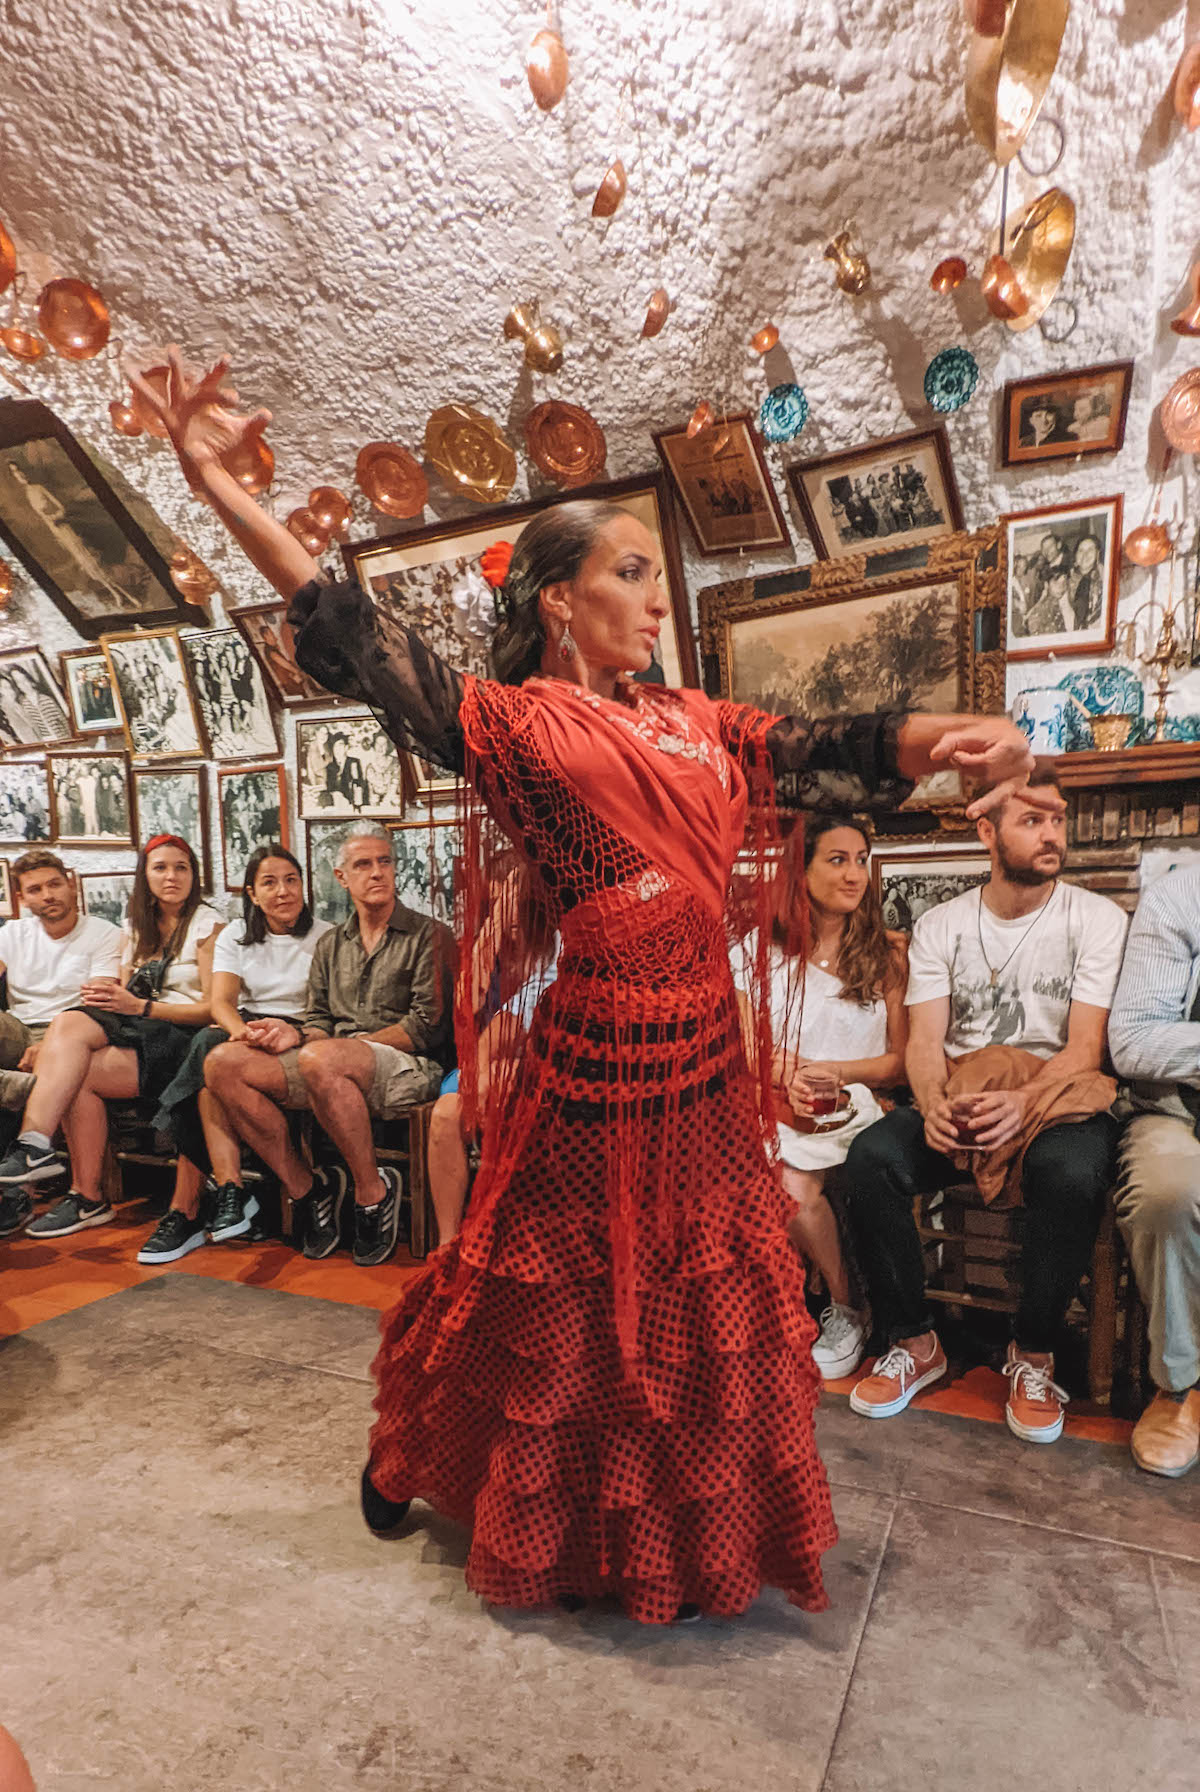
[307,1100,438,1259]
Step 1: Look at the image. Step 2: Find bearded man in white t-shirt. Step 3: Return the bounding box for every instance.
[843,766,1128,1445]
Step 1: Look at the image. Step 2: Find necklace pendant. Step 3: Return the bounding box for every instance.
[989,969,999,989]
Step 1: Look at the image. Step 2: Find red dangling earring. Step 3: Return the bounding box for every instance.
[559,625,576,661]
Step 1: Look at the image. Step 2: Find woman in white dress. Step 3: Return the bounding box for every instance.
[735,812,908,1380]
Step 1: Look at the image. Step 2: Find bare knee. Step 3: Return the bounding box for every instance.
[430,1093,462,1142]
[44,1009,100,1049]
[782,1168,828,1216]
[205,1041,256,1094]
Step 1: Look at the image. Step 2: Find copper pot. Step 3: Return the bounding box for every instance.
[526,29,568,111]
[930,256,969,293]
[286,507,330,555]
[307,485,352,536]
[750,323,779,354]
[37,278,110,360]
[980,252,1029,319]
[221,433,275,495]
[0,325,46,363]
[1122,522,1171,567]
[108,399,143,437]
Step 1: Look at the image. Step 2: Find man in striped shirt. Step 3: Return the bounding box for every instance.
[1109,864,1200,1479]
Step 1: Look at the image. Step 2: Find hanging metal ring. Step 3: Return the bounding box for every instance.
[1018,115,1065,179]
[1038,296,1078,343]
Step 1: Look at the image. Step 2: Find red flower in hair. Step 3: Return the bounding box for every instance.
[480,540,514,590]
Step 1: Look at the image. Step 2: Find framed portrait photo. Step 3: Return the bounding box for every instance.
[47,750,132,845]
[295,713,405,822]
[132,766,211,888]
[786,425,964,563]
[0,858,15,919]
[218,763,288,891]
[103,627,207,762]
[1000,360,1133,468]
[0,757,51,845]
[1003,496,1122,662]
[181,627,279,762]
[59,647,121,737]
[342,469,698,689]
[78,871,136,929]
[0,647,73,752]
[653,413,789,557]
[305,818,369,926]
[872,845,991,932]
[389,819,458,925]
[229,601,330,707]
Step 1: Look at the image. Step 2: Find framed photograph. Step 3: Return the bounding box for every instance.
[786,425,964,563]
[0,648,72,751]
[59,647,121,736]
[295,713,406,821]
[305,818,370,926]
[78,870,136,928]
[389,819,458,924]
[47,750,132,845]
[181,627,279,761]
[229,601,330,706]
[132,766,211,888]
[218,764,288,891]
[342,469,698,688]
[872,846,992,932]
[653,413,789,557]
[103,627,208,761]
[0,758,51,844]
[1000,360,1134,468]
[1003,496,1122,662]
[0,398,208,638]
[0,858,15,919]
[403,753,461,804]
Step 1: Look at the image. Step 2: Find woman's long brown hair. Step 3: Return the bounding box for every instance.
[772,811,902,1005]
[127,838,203,965]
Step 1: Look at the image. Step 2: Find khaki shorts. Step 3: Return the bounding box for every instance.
[277,1040,441,1119]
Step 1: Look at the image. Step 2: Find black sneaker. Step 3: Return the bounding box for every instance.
[209,1182,260,1243]
[136,1209,208,1264]
[360,1463,411,1537]
[297,1166,348,1260]
[0,1188,33,1237]
[0,1139,64,1186]
[352,1167,403,1267]
[26,1191,114,1237]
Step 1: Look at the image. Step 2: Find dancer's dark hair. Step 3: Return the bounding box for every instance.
[490,500,637,686]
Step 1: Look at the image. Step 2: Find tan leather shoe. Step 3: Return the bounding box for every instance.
[1131,1389,1200,1479]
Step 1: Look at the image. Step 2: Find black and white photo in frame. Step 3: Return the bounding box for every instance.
[872,847,991,933]
[78,871,136,929]
[0,758,51,844]
[182,628,278,761]
[218,764,287,890]
[1004,496,1121,662]
[0,857,15,919]
[0,648,72,751]
[103,628,206,760]
[305,818,373,926]
[48,751,132,845]
[132,766,210,885]
[60,647,121,735]
[295,714,406,820]
[389,820,457,924]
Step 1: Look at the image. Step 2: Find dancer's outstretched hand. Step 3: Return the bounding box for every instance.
[927,717,1055,819]
[128,346,272,494]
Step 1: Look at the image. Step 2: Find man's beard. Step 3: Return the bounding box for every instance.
[996,838,1064,886]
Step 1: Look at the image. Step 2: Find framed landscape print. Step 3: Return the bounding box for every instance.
[0,758,51,844]
[872,846,991,932]
[343,469,698,688]
[787,425,964,563]
[229,601,330,706]
[1000,361,1133,468]
[132,766,211,889]
[60,647,121,736]
[218,763,288,891]
[78,871,136,929]
[389,820,458,925]
[182,627,278,761]
[103,627,207,761]
[1003,496,1121,662]
[0,399,208,638]
[653,413,789,557]
[47,750,132,845]
[295,713,406,821]
[0,648,72,751]
[0,858,15,919]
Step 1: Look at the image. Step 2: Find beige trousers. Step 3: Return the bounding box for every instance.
[1116,1114,1200,1393]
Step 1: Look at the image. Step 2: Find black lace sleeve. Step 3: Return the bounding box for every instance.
[717,702,915,812]
[288,577,466,775]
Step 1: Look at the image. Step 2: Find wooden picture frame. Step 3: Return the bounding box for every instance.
[342,468,698,688]
[0,757,51,844]
[102,626,208,762]
[0,647,73,752]
[217,763,288,891]
[181,627,279,762]
[871,843,992,932]
[59,647,121,737]
[786,424,964,563]
[0,857,16,919]
[0,397,209,638]
[132,765,212,890]
[653,412,790,557]
[294,712,406,822]
[1000,360,1134,468]
[229,601,330,707]
[78,871,136,928]
[1002,496,1122,663]
[47,749,133,845]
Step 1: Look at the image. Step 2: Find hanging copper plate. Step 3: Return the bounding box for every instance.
[0,325,46,363]
[526,28,568,111]
[355,441,428,519]
[0,219,16,296]
[221,432,275,495]
[989,186,1074,332]
[930,256,969,293]
[965,0,1070,165]
[37,277,111,360]
[1161,369,1200,454]
[129,364,172,438]
[1175,42,1200,131]
[424,404,517,505]
[525,400,606,489]
[642,289,670,339]
[592,159,627,219]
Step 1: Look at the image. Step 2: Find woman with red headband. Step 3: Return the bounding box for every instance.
[4,834,223,1249]
[135,351,1044,1626]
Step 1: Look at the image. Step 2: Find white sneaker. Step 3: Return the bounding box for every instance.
[810,1303,868,1380]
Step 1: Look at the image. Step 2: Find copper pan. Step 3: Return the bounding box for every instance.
[965,0,1070,165]
[989,186,1074,331]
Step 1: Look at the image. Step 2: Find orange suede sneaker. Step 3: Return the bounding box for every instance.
[1003,1342,1067,1444]
[849,1335,947,1419]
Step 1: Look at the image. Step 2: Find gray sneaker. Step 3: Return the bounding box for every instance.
[0,1138,62,1185]
[26,1191,114,1237]
[0,1188,33,1237]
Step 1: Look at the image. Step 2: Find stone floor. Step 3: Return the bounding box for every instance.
[2,1275,1196,1792]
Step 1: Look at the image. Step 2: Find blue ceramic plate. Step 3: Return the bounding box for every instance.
[759,383,809,444]
[923,346,978,414]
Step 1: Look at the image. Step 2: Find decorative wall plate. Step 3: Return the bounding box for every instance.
[355,441,428,518]
[924,347,979,413]
[524,400,606,488]
[1161,368,1200,453]
[424,404,517,504]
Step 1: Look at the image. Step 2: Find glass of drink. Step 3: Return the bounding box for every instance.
[950,1093,987,1150]
[805,1068,843,1119]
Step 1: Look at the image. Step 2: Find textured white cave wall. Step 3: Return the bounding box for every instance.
[0,0,1197,891]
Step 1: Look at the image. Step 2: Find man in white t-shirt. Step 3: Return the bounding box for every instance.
[844,767,1127,1444]
[0,851,122,1236]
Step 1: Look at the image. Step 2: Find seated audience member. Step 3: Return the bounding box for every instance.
[844,767,1127,1443]
[0,852,122,1235]
[732,812,908,1380]
[0,835,223,1240]
[204,824,453,1267]
[138,845,332,1264]
[1107,865,1200,1478]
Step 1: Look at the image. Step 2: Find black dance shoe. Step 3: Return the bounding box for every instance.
[360,1463,411,1537]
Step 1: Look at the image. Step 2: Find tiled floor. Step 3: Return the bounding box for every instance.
[2,1211,1193,1792]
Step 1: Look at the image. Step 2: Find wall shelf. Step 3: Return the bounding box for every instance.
[1053,744,1200,789]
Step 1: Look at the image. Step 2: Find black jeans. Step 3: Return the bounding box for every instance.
[843,1105,1119,1352]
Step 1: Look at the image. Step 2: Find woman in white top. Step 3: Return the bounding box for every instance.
[145,845,331,1259]
[12,834,223,1240]
[734,812,908,1381]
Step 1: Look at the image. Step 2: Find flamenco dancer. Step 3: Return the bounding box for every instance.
[138,353,1042,1624]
